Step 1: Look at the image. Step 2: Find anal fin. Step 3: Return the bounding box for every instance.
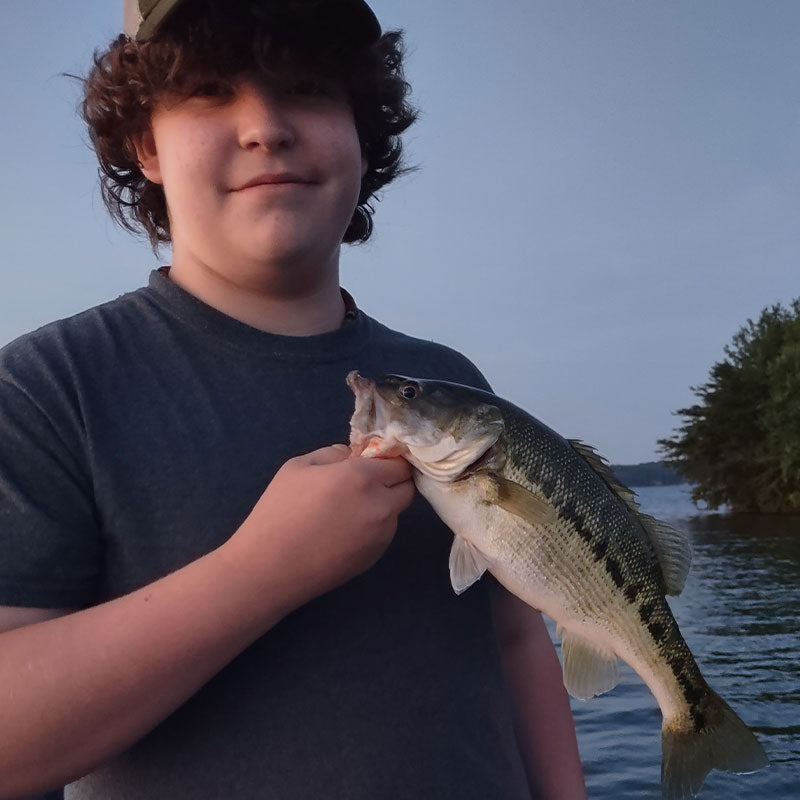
[557,625,620,700]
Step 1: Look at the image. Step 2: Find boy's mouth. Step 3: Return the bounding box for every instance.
[233,172,315,191]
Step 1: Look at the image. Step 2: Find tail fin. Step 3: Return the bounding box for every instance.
[661,691,768,799]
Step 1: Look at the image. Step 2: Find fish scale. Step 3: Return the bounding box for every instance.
[347,372,768,799]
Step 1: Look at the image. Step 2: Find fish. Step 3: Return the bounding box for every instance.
[346,370,768,799]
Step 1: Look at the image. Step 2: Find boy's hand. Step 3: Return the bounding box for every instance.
[228,444,415,607]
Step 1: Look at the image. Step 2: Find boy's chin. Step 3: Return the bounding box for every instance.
[210,239,340,284]
[236,230,343,270]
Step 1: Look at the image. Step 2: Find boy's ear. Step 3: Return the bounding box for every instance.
[132,130,163,185]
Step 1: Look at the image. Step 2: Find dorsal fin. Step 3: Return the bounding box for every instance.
[568,439,640,510]
[568,439,692,595]
[634,512,692,595]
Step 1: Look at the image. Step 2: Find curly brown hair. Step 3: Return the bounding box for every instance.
[81,0,417,250]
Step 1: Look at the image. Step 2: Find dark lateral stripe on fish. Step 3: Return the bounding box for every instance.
[656,627,710,731]
[553,497,633,597]
[605,555,625,589]
[666,652,684,675]
[647,619,667,641]
[680,679,709,732]
[638,600,657,625]
[536,468,560,498]
[678,678,706,709]
[592,538,609,560]
[555,497,594,545]
[553,496,636,595]
[624,582,643,602]
[642,606,682,654]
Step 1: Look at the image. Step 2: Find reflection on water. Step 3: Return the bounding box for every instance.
[548,484,800,799]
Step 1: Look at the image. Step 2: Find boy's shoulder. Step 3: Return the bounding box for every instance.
[366,316,492,392]
[0,284,156,388]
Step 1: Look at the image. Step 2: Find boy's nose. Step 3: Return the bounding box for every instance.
[236,84,297,152]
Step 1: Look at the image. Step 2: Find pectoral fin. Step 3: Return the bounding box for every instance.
[449,536,491,595]
[557,624,620,700]
[490,475,559,526]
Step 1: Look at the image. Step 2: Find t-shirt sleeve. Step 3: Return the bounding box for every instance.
[0,375,101,608]
[431,344,494,394]
[459,356,493,393]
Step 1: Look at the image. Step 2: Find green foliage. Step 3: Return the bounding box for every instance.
[658,299,800,513]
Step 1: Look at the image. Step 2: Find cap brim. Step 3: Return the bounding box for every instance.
[128,0,381,43]
[136,0,182,40]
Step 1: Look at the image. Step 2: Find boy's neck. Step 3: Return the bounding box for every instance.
[166,256,348,337]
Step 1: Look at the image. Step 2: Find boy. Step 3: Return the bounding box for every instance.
[0,1,585,797]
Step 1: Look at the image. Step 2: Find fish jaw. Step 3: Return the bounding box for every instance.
[346,371,381,456]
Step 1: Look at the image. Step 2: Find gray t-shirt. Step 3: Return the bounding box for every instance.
[0,270,532,799]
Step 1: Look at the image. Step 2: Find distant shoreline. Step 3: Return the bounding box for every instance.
[610,461,683,488]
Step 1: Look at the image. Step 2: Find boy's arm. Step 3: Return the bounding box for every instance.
[0,446,414,799]
[493,586,587,800]
[0,606,76,633]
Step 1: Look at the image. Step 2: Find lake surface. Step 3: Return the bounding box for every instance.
[552,483,800,799]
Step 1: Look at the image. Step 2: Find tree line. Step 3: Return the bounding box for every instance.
[658,298,800,514]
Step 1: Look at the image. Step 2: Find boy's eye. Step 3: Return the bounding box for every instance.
[190,81,232,98]
[284,80,334,98]
[287,81,322,95]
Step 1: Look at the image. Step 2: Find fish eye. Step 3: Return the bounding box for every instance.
[400,384,418,400]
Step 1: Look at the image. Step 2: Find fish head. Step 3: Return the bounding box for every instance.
[346,371,505,481]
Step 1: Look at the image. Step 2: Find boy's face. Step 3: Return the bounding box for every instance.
[136,72,366,291]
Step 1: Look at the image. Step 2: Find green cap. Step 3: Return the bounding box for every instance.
[123,0,381,43]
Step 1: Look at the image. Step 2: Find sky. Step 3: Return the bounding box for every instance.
[1,1,798,464]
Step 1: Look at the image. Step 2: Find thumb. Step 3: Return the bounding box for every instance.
[304,443,352,466]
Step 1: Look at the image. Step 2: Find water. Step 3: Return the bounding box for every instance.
[551,484,800,799]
